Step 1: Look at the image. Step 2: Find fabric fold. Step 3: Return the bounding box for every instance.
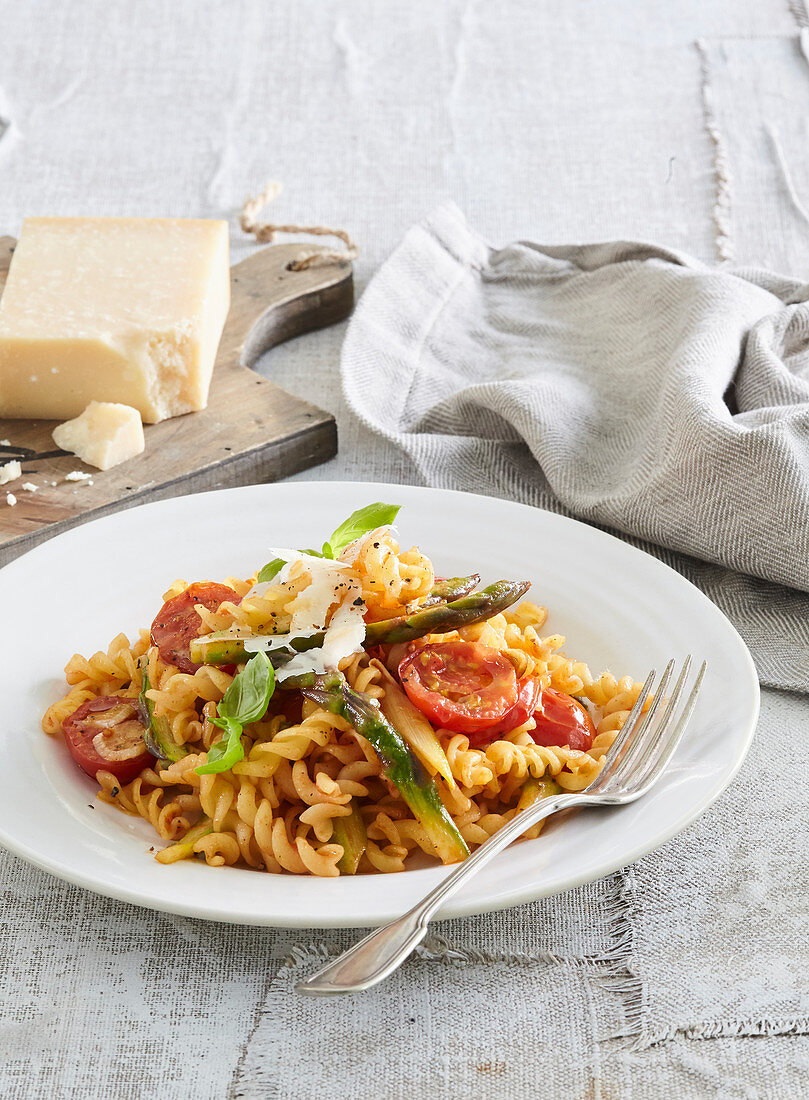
[342,204,809,691]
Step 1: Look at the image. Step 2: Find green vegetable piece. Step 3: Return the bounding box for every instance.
[331,800,367,875]
[521,776,563,803]
[363,579,531,646]
[323,501,401,559]
[422,574,481,606]
[196,652,275,775]
[303,674,469,866]
[516,776,563,832]
[256,558,286,583]
[199,717,243,774]
[190,579,531,668]
[189,630,323,668]
[218,651,276,725]
[139,666,188,763]
[155,818,214,864]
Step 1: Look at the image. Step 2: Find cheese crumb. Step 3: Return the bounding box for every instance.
[21,482,38,492]
[0,460,21,486]
[6,492,17,506]
[65,470,93,482]
[0,439,10,446]
[54,403,145,471]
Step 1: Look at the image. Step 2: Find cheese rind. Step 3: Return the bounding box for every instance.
[52,402,146,471]
[0,217,230,423]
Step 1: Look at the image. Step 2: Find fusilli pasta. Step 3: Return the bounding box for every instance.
[43,512,643,877]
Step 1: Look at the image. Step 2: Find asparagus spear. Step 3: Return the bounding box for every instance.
[189,579,531,667]
[331,799,368,874]
[302,674,469,865]
[139,666,188,763]
[420,573,481,607]
[364,579,530,645]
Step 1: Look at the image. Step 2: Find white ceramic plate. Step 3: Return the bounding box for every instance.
[0,482,759,927]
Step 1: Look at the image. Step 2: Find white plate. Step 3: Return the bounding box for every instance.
[0,482,759,927]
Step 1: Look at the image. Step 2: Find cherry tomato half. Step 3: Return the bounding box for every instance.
[467,676,541,747]
[150,582,242,673]
[530,688,596,751]
[398,641,518,735]
[62,696,154,784]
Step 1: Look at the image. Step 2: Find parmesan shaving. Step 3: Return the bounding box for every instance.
[242,549,367,678]
[0,460,21,486]
[318,589,367,670]
[244,548,351,600]
[338,525,392,565]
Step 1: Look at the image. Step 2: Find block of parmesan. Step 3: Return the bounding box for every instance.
[52,402,145,471]
[0,217,230,423]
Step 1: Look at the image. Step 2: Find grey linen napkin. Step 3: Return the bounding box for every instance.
[342,203,809,692]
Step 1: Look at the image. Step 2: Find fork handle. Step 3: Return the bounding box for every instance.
[296,789,586,995]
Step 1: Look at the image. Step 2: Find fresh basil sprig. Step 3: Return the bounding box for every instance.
[256,557,286,583]
[195,652,275,775]
[323,502,400,558]
[256,502,401,579]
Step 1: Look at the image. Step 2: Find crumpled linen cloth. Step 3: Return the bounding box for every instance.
[342,203,809,691]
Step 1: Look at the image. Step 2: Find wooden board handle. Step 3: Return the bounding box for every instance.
[217,242,353,372]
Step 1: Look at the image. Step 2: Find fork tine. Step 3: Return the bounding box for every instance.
[600,658,677,788]
[618,656,691,784]
[588,667,656,788]
[633,661,706,795]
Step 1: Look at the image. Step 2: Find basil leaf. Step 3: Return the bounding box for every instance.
[328,502,401,556]
[196,716,243,774]
[218,652,275,725]
[195,654,275,776]
[321,541,335,559]
[302,548,324,558]
[257,558,286,583]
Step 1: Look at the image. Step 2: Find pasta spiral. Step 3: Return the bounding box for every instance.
[345,528,434,616]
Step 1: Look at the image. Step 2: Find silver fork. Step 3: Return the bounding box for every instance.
[296,656,705,996]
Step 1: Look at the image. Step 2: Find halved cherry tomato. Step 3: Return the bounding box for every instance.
[398,641,518,735]
[150,582,242,673]
[62,696,155,783]
[530,688,596,751]
[467,676,541,747]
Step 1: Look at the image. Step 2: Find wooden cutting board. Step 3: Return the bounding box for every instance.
[0,236,351,567]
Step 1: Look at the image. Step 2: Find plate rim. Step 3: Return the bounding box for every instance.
[0,480,760,926]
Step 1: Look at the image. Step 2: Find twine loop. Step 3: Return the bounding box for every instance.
[239,181,358,270]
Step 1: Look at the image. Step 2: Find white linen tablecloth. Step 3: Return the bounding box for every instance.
[1,2,807,1096]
